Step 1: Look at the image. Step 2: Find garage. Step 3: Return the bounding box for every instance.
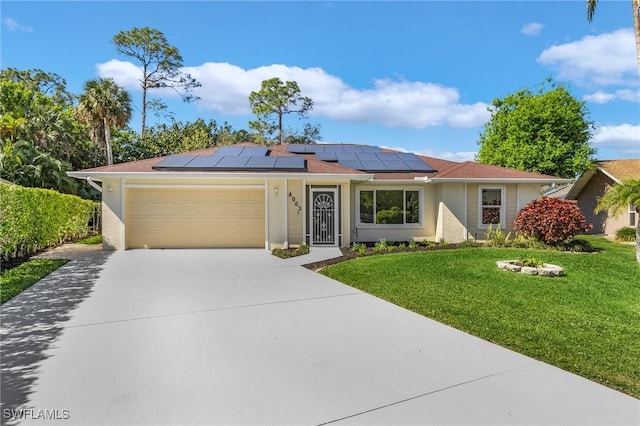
[126,187,265,249]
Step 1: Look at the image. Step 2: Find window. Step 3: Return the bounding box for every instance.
[357,189,421,226]
[630,204,637,227]
[479,186,505,228]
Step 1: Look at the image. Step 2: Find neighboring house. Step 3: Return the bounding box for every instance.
[68,143,569,250]
[566,159,640,235]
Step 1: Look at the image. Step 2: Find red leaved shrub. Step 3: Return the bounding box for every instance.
[514,197,592,245]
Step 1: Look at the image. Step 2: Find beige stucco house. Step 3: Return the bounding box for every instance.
[566,159,640,235]
[68,143,569,250]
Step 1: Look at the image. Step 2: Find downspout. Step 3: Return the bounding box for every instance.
[86,176,102,193]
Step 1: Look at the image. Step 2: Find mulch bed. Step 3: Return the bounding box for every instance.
[302,243,473,271]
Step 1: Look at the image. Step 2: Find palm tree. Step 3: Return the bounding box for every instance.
[595,179,640,263]
[587,0,640,75]
[78,78,132,165]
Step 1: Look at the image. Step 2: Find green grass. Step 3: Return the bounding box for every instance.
[1,259,68,303]
[76,235,102,245]
[321,236,640,398]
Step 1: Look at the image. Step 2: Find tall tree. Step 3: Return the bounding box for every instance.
[113,27,200,139]
[0,67,74,105]
[476,80,595,179]
[248,78,315,145]
[595,179,640,263]
[0,78,97,170]
[78,78,132,166]
[587,0,640,75]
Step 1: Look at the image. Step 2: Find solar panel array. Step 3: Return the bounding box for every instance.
[330,152,435,172]
[286,144,435,172]
[153,147,306,171]
[286,144,381,154]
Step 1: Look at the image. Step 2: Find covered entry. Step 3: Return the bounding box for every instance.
[126,186,265,249]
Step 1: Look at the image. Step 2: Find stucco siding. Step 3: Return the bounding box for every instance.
[576,171,614,234]
[101,178,124,250]
[436,183,466,243]
[286,179,304,246]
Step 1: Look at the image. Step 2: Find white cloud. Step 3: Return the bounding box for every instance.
[583,89,640,104]
[97,60,490,129]
[537,28,637,87]
[592,124,640,157]
[521,22,543,36]
[2,17,33,33]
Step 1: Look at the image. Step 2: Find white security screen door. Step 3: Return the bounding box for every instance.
[310,189,338,246]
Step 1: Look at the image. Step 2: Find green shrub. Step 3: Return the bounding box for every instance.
[408,239,419,249]
[0,183,97,263]
[485,224,512,247]
[295,244,310,256]
[519,256,544,267]
[615,227,636,242]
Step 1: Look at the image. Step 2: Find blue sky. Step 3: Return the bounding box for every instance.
[2,1,639,162]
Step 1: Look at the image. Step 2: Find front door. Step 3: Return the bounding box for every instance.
[310,189,338,246]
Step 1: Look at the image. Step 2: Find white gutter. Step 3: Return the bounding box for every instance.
[86,176,102,193]
[429,178,573,184]
[67,171,374,182]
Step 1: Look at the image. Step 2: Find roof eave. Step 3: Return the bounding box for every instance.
[429,177,572,184]
[67,171,374,181]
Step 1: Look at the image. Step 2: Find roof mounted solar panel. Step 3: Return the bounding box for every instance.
[338,159,364,170]
[315,152,338,162]
[286,145,311,154]
[403,160,435,172]
[245,156,278,169]
[182,155,223,169]
[360,160,387,171]
[361,145,381,152]
[213,146,245,156]
[355,152,378,160]
[215,155,250,168]
[153,155,198,169]
[275,156,306,170]
[240,146,269,156]
[381,160,411,171]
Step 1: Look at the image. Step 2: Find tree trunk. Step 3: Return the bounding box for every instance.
[141,66,148,140]
[104,118,113,166]
[278,110,283,145]
[634,0,640,75]
[141,88,147,140]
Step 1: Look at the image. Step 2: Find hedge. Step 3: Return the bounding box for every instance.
[0,183,98,262]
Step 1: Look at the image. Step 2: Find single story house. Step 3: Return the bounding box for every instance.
[68,143,570,250]
[566,159,640,235]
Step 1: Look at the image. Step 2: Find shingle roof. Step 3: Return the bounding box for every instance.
[70,142,568,182]
[597,159,640,182]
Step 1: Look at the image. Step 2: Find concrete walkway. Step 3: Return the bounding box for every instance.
[1,247,638,425]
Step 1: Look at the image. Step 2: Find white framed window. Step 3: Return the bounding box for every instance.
[478,186,506,229]
[630,204,637,227]
[356,187,422,227]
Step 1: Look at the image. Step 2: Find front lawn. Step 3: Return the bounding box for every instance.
[321,237,640,398]
[1,259,68,303]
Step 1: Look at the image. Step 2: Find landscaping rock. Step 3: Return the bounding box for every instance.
[496,260,564,277]
[506,263,522,272]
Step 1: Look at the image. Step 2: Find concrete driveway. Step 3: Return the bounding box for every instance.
[1,248,638,425]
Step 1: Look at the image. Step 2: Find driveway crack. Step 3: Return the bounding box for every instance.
[316,362,538,425]
[65,292,363,329]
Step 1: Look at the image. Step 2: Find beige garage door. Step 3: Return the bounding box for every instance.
[126,188,265,249]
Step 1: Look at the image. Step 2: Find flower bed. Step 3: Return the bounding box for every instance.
[496,260,564,277]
